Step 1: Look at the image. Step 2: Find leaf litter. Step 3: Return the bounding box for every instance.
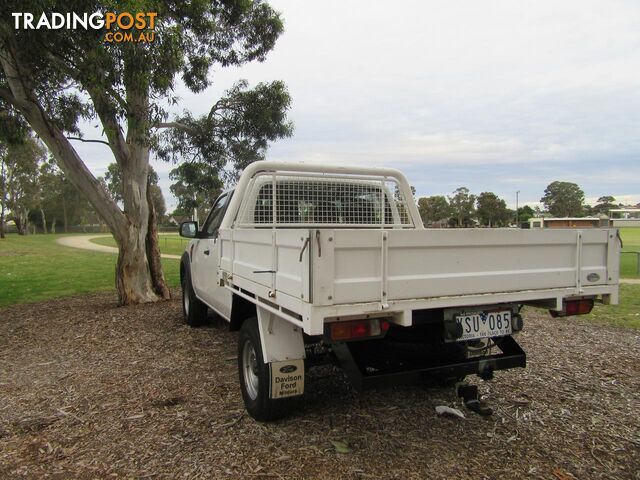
[0,291,638,479]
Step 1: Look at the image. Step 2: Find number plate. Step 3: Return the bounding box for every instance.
[455,310,512,342]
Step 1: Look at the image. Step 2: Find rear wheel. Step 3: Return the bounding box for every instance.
[181,273,208,327]
[238,317,297,421]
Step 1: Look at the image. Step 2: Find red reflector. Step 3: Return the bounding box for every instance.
[329,319,389,341]
[351,323,369,338]
[577,299,594,314]
[550,299,594,317]
[565,301,579,316]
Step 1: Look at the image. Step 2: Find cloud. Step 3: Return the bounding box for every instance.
[68,0,640,212]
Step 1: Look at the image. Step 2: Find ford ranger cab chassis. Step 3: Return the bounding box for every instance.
[179,161,620,420]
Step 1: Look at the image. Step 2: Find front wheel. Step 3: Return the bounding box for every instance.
[238,317,297,421]
[181,273,208,327]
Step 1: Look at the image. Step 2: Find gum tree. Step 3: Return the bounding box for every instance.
[0,1,293,304]
[540,181,585,218]
[448,187,476,227]
[4,136,47,235]
[417,195,451,226]
[476,191,509,227]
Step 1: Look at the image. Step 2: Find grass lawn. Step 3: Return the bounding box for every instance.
[0,230,637,329]
[585,284,640,329]
[619,227,640,278]
[0,233,180,307]
[91,233,189,257]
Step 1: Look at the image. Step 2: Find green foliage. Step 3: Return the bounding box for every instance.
[517,205,535,223]
[0,108,29,145]
[0,0,292,170]
[593,196,619,215]
[169,161,223,221]
[540,181,585,217]
[4,136,47,233]
[418,195,451,226]
[158,80,293,179]
[448,187,476,227]
[476,192,510,227]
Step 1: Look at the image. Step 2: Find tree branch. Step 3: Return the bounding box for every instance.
[0,42,128,237]
[153,121,198,134]
[0,85,29,110]
[85,86,130,166]
[46,50,130,114]
[66,136,111,147]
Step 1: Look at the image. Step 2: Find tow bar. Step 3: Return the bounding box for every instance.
[457,383,493,416]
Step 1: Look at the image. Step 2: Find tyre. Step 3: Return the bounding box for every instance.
[181,273,208,327]
[238,317,297,421]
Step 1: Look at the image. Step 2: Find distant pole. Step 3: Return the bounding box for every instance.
[516,190,520,227]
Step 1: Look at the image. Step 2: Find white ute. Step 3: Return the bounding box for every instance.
[179,162,620,420]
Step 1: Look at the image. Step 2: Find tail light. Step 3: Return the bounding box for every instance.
[328,318,390,342]
[550,298,594,318]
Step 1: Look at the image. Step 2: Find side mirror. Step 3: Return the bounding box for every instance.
[179,221,198,238]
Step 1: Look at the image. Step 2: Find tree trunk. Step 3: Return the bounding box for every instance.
[40,207,47,234]
[112,148,170,304]
[51,218,56,234]
[112,160,153,304]
[146,177,170,299]
[0,157,5,239]
[62,196,68,233]
[15,212,27,235]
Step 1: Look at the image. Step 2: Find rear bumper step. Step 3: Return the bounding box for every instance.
[332,336,526,391]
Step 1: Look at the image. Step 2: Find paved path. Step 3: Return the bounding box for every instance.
[621,278,640,284]
[57,235,181,260]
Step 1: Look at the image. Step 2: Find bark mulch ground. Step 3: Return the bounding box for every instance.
[1,290,638,479]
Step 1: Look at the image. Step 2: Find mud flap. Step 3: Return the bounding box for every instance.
[256,306,305,399]
[269,359,305,399]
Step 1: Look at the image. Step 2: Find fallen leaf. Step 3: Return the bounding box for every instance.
[552,468,572,480]
[330,439,352,454]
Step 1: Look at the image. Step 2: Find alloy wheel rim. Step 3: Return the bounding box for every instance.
[242,340,260,400]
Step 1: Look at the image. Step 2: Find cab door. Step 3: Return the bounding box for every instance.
[192,192,233,319]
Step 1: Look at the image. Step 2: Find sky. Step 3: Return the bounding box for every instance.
[73,0,640,210]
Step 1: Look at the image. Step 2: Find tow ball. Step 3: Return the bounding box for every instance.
[456,383,493,416]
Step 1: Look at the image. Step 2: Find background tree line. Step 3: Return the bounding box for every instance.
[418,182,623,228]
[0,129,232,237]
[0,135,93,237]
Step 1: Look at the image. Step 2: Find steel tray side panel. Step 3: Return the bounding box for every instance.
[275,230,310,300]
[316,228,615,305]
[229,229,274,289]
[219,229,234,273]
[606,230,621,284]
[311,230,337,305]
[580,229,612,287]
[329,230,382,304]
